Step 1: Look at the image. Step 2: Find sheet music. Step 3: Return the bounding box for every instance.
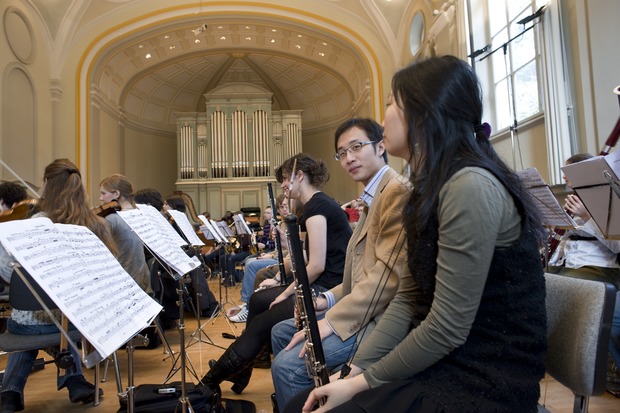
[233,213,253,235]
[136,204,187,247]
[167,209,204,246]
[562,151,620,238]
[517,168,576,229]
[198,215,222,242]
[118,208,200,278]
[0,218,162,360]
[215,220,234,237]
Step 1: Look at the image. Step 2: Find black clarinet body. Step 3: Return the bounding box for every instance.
[284,214,330,390]
[267,182,288,286]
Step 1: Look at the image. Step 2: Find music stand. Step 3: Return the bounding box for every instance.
[561,151,620,239]
[193,217,238,338]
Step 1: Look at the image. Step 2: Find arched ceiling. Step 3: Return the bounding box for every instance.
[94,18,369,132]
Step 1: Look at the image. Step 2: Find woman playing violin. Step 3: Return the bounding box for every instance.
[99,174,150,291]
[0,159,115,412]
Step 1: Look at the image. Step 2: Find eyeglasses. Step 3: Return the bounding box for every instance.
[334,141,378,161]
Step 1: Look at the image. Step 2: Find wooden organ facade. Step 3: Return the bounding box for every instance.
[175,83,302,220]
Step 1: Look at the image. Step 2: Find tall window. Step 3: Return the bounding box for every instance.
[487,0,542,131]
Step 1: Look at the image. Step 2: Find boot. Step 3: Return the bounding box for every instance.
[201,345,253,395]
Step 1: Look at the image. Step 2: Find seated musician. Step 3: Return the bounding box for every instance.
[162,193,219,318]
[0,159,113,412]
[200,153,351,396]
[99,174,150,292]
[270,117,410,410]
[292,56,546,413]
[135,187,165,213]
[230,195,290,323]
[0,182,29,285]
[221,214,252,286]
[547,153,620,395]
[0,182,28,213]
[202,211,234,273]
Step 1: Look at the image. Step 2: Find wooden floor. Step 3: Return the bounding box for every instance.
[1,280,620,412]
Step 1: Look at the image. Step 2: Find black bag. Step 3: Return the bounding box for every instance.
[117,382,220,413]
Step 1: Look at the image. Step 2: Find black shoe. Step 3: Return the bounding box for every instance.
[66,375,104,404]
[1,391,23,413]
[271,392,280,413]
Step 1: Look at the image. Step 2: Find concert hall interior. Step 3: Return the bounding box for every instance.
[1,0,620,412]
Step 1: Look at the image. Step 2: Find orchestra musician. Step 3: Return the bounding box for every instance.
[0,182,28,214]
[296,56,547,413]
[546,153,620,394]
[271,118,411,410]
[99,174,150,292]
[0,159,114,412]
[135,187,165,213]
[200,153,351,397]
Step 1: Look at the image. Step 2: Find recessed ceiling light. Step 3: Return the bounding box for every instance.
[195,39,201,44]
[220,36,226,40]
[319,52,325,56]
[246,37,252,40]
[270,39,276,43]
[164,35,169,39]
[169,45,175,50]
[322,42,327,46]
[145,53,152,59]
[272,29,277,32]
[297,34,303,38]
[218,26,223,29]
[138,44,144,49]
[245,26,250,29]
[295,44,301,49]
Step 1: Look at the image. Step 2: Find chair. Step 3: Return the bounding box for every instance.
[539,273,617,413]
[0,267,88,398]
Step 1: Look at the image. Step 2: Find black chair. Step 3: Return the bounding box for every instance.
[539,273,617,413]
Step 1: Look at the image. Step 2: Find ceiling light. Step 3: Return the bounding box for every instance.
[218,26,223,29]
[270,39,276,43]
[245,26,250,29]
[319,52,325,57]
[295,45,301,49]
[322,42,327,46]
[272,29,277,32]
[138,44,144,49]
[297,34,303,38]
[169,45,175,50]
[220,36,226,40]
[145,53,152,59]
[192,24,208,36]
[245,37,252,40]
[164,35,169,39]
[195,39,201,44]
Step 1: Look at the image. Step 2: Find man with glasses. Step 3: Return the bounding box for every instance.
[270,118,411,410]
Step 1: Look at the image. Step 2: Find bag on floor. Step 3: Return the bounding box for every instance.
[117,382,221,413]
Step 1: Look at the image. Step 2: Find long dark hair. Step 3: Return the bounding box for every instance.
[393,56,543,241]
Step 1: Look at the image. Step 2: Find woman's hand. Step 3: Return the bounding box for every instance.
[301,374,370,413]
[565,194,591,221]
[259,277,279,289]
[269,290,290,309]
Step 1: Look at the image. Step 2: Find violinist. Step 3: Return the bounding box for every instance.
[99,174,150,292]
[0,182,28,213]
[135,187,165,213]
[547,153,620,395]
[1,159,113,412]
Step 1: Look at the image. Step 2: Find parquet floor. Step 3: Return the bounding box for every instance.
[1,280,619,412]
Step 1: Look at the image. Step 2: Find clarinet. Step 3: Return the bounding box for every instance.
[267,182,287,286]
[284,214,330,391]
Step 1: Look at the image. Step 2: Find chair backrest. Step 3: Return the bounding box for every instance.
[9,268,58,311]
[544,272,617,397]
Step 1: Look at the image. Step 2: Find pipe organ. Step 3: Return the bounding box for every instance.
[175,83,302,219]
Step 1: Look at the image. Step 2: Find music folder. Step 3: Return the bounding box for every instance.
[0,218,163,365]
[561,150,620,239]
[517,168,576,229]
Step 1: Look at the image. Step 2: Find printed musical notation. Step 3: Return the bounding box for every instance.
[167,209,205,246]
[119,207,201,278]
[136,204,187,247]
[517,168,576,229]
[0,218,162,360]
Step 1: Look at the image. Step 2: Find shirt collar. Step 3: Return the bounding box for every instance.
[360,165,389,207]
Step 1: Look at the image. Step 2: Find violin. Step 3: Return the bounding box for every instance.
[92,200,121,217]
[0,199,38,223]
